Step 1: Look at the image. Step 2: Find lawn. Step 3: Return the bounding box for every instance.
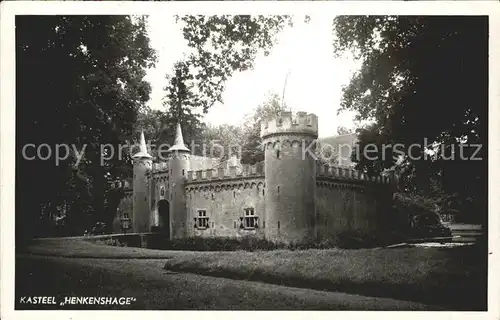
[21,238,487,310]
[163,244,487,310]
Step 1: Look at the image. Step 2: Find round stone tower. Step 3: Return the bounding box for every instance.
[167,123,190,239]
[261,111,319,243]
[132,130,153,233]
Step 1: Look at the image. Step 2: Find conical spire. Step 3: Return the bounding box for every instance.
[168,122,190,153]
[132,130,152,159]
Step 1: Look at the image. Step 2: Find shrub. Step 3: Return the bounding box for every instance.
[162,236,283,251]
[93,238,127,247]
[391,193,452,240]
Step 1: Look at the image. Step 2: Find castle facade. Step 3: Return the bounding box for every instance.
[111,112,394,243]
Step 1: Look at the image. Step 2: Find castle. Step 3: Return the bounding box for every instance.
[110,112,394,243]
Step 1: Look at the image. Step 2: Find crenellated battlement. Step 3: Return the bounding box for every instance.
[186,162,264,183]
[315,162,392,185]
[261,111,318,139]
[152,162,169,172]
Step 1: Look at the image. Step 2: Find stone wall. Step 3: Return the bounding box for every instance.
[315,164,393,239]
[149,172,169,228]
[112,189,132,233]
[315,181,377,238]
[185,176,265,238]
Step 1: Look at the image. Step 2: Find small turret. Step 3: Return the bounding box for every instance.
[168,122,190,239]
[168,123,190,153]
[132,130,153,233]
[133,130,153,160]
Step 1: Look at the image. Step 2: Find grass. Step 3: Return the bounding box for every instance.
[19,238,201,259]
[21,238,487,310]
[16,255,436,310]
[163,244,487,310]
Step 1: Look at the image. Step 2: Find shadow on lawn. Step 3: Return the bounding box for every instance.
[164,244,487,311]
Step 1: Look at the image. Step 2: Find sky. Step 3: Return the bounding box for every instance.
[144,15,361,138]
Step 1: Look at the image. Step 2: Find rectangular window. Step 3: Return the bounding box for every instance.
[195,210,209,230]
[241,208,258,230]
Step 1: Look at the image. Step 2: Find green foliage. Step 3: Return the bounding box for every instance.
[200,124,246,161]
[392,193,452,239]
[16,16,157,239]
[173,15,293,112]
[158,236,282,251]
[337,126,353,135]
[135,62,208,160]
[334,16,487,222]
[194,91,287,164]
[137,15,293,161]
[99,233,396,251]
[94,238,128,247]
[240,92,287,164]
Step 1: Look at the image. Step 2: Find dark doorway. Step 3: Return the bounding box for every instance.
[157,200,170,237]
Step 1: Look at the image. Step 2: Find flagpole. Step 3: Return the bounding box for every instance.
[282,69,291,111]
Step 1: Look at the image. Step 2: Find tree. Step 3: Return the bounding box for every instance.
[201,124,246,161]
[333,16,487,222]
[139,15,295,161]
[16,16,156,240]
[135,61,208,160]
[240,92,287,164]
[337,126,353,135]
[172,15,293,112]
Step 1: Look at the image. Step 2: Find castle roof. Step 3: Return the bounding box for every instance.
[132,130,152,159]
[168,122,190,153]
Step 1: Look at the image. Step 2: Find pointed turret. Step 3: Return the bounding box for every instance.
[168,123,190,153]
[131,129,153,233]
[167,122,190,239]
[133,130,152,159]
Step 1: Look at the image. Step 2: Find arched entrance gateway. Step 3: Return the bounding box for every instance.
[157,199,170,237]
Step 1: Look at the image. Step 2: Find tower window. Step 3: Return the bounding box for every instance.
[182,169,185,176]
[240,208,258,230]
[278,221,280,229]
[276,149,280,159]
[277,186,280,194]
[194,210,209,229]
